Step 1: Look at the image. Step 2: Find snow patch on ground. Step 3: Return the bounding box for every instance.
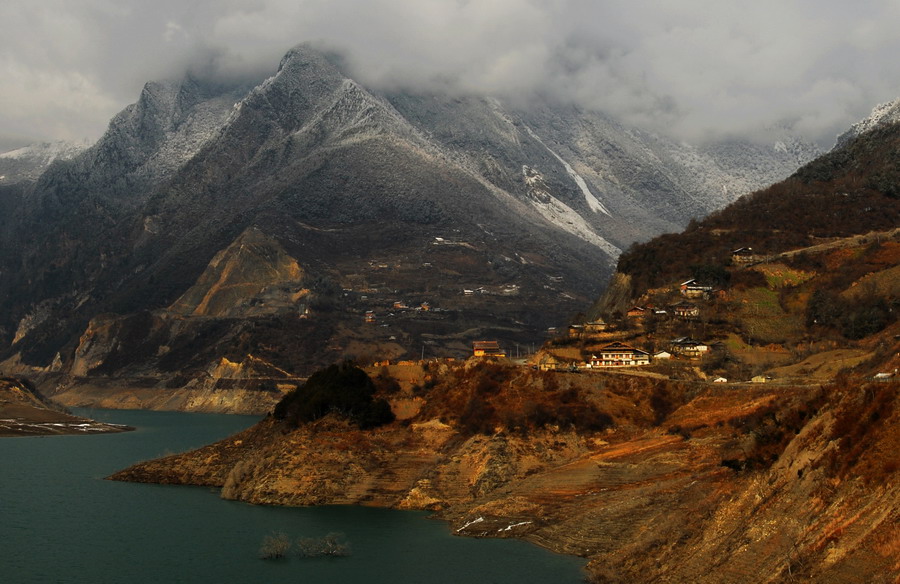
[457,517,485,532]
[498,521,533,532]
[523,126,611,216]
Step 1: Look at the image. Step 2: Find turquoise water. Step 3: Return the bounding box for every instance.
[0,409,586,583]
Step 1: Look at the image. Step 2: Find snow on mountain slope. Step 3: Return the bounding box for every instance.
[522,165,620,256]
[2,45,823,369]
[834,98,900,148]
[0,140,90,184]
[521,125,611,216]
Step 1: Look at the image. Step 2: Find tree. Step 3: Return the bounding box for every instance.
[273,361,395,429]
[258,531,291,560]
[297,533,351,557]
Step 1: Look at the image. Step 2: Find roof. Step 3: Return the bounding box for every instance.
[681,279,712,288]
[596,341,649,355]
[473,340,501,349]
[672,337,706,346]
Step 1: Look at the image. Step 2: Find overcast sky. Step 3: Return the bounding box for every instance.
[3,0,900,151]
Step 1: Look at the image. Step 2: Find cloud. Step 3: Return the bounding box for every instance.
[3,0,900,150]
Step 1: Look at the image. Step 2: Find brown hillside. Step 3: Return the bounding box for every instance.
[618,122,900,295]
[109,360,899,583]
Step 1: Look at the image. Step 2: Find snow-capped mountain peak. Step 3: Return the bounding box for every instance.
[834,98,900,148]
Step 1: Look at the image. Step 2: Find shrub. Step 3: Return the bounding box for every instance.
[650,386,674,426]
[273,361,395,429]
[297,533,351,557]
[258,531,291,560]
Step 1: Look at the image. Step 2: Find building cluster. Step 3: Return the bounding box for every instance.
[362,300,434,323]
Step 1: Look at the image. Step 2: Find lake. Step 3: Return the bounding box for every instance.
[0,409,586,583]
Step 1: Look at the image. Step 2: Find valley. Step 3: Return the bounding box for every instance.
[1,39,898,584]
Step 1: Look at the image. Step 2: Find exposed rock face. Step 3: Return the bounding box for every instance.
[51,378,284,415]
[167,227,306,318]
[110,368,899,583]
[53,229,312,413]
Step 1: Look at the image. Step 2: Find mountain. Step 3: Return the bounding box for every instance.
[0,140,90,185]
[0,45,818,409]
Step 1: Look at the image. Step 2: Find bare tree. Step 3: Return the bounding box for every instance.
[258,531,291,560]
[297,532,351,557]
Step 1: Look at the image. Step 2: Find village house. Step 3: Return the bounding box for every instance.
[392,300,409,310]
[874,371,895,382]
[653,350,673,360]
[568,324,584,337]
[364,310,376,324]
[534,352,567,371]
[590,341,650,368]
[473,340,506,358]
[731,247,757,264]
[626,306,648,319]
[680,279,714,298]
[583,319,608,334]
[670,337,709,358]
[672,301,700,319]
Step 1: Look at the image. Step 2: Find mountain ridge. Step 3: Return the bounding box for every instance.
[1,44,821,408]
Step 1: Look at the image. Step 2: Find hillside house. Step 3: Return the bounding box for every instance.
[670,337,709,358]
[473,340,506,358]
[590,342,650,367]
[568,324,584,337]
[673,301,700,319]
[364,311,376,324]
[393,301,409,310]
[583,319,608,334]
[653,350,672,360]
[535,353,566,371]
[731,247,757,264]
[626,306,648,319]
[680,279,713,298]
